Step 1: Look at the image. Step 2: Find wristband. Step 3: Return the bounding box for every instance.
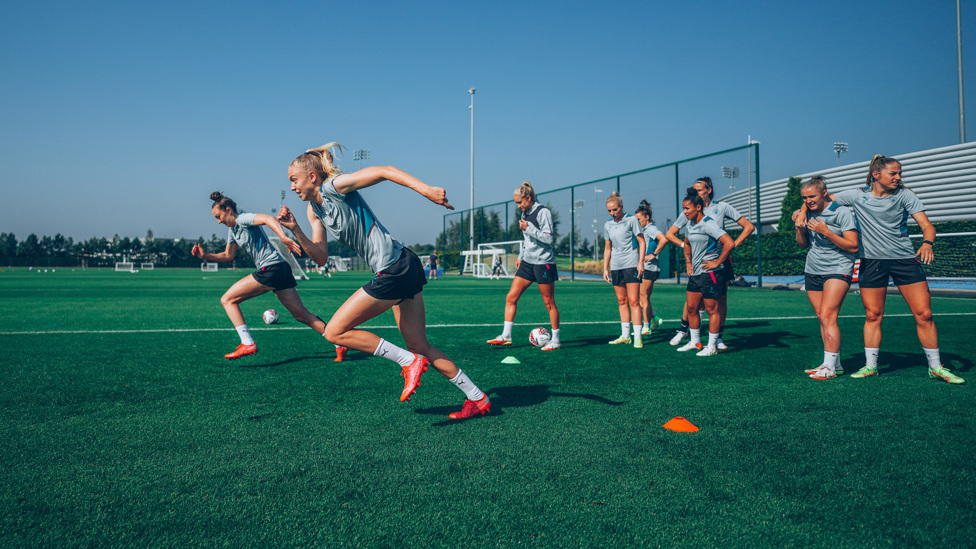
[922,240,934,246]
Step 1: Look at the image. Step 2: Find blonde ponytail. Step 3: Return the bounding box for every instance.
[514,181,536,202]
[291,142,345,180]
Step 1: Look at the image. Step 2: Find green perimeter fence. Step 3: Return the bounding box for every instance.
[439,144,765,285]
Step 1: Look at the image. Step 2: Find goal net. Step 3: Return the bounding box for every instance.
[269,237,310,281]
[462,240,522,278]
[140,263,154,270]
[910,232,976,289]
[201,263,218,272]
[115,262,135,272]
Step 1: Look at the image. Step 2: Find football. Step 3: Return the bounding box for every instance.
[262,309,279,324]
[529,327,550,347]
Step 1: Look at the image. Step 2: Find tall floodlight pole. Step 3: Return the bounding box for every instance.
[747,136,759,221]
[469,87,476,251]
[353,149,370,170]
[593,188,603,259]
[958,0,966,143]
[722,166,740,192]
[834,142,849,165]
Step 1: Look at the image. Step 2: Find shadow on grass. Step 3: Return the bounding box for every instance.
[877,351,974,374]
[238,352,367,369]
[416,384,625,426]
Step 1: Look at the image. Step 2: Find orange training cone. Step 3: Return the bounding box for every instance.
[663,417,699,432]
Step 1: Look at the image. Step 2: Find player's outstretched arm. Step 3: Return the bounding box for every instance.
[332,166,454,210]
[193,242,238,263]
[253,213,302,256]
[277,204,329,266]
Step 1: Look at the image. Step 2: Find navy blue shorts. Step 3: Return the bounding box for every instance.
[804,273,853,292]
[364,248,428,301]
[515,262,558,284]
[641,270,660,282]
[686,269,727,300]
[611,267,641,286]
[857,258,926,288]
[252,262,297,291]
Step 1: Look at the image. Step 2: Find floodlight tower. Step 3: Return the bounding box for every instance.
[353,149,370,170]
[722,166,740,192]
[834,142,849,165]
[469,87,476,251]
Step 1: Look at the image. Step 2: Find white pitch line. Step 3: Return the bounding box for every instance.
[1,312,974,336]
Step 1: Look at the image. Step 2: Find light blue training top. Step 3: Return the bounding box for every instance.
[604,214,643,271]
[310,177,403,273]
[804,203,857,275]
[228,212,285,269]
[641,223,663,272]
[686,216,727,276]
[832,186,924,260]
[517,202,556,265]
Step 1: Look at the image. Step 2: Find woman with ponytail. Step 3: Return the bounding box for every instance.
[664,177,754,350]
[192,192,347,362]
[603,191,646,348]
[486,181,561,350]
[279,143,492,418]
[793,155,963,384]
[634,200,668,336]
[678,187,735,356]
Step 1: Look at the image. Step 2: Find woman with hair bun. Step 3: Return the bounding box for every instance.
[793,155,963,384]
[678,187,734,357]
[192,192,348,362]
[487,181,561,350]
[634,200,668,336]
[603,191,646,348]
[279,142,492,419]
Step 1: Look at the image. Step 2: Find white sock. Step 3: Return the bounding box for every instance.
[824,351,839,370]
[923,347,942,369]
[642,321,650,330]
[633,324,642,340]
[235,324,254,345]
[690,328,701,344]
[707,331,719,349]
[449,370,485,401]
[373,338,415,367]
[864,347,879,368]
[621,323,631,338]
[502,321,514,339]
[551,328,560,343]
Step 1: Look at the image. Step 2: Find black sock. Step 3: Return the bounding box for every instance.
[678,319,690,333]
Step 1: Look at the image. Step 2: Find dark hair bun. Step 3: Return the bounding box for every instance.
[210,191,223,201]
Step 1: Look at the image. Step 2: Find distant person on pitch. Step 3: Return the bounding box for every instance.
[280,142,491,418]
[487,181,561,350]
[428,251,438,280]
[192,191,348,362]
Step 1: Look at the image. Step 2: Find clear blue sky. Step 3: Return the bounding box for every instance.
[1,0,973,246]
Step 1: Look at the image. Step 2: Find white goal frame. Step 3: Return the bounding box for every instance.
[115,262,135,272]
[461,240,522,278]
[140,263,154,270]
[201,263,218,272]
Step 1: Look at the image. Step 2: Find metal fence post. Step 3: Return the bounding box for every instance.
[754,143,763,288]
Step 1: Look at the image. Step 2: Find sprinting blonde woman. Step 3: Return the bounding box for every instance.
[794,176,858,379]
[192,191,347,362]
[603,191,646,348]
[279,142,493,418]
[665,177,754,349]
[634,200,668,336]
[794,155,963,384]
[487,181,561,350]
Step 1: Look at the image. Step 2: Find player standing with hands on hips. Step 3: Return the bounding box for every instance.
[487,181,561,350]
[192,192,347,362]
[603,191,646,348]
[793,155,963,384]
[279,142,493,418]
